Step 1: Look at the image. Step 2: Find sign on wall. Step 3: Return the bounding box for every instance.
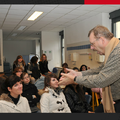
[43,50,52,61]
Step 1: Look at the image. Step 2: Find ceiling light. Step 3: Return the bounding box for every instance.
[27,11,43,21]
[17,26,26,31]
[12,33,17,36]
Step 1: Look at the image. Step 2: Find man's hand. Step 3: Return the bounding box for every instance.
[65,68,82,76]
[58,73,75,86]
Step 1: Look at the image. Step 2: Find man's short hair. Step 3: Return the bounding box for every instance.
[88,25,114,40]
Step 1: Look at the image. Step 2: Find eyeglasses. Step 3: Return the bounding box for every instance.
[23,76,30,79]
[17,71,23,73]
[90,37,100,46]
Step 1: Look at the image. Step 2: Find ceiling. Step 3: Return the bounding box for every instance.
[0,4,120,41]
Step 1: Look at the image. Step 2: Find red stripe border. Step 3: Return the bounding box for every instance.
[85,0,120,4]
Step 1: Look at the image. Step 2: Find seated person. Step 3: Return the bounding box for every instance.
[58,63,69,80]
[0,75,31,113]
[0,75,8,96]
[27,56,41,83]
[40,73,71,113]
[73,67,79,72]
[13,55,27,72]
[63,83,92,113]
[39,54,51,75]
[21,72,41,113]
[13,67,23,77]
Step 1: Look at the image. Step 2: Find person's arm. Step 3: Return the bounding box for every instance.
[32,85,41,103]
[39,62,44,74]
[46,61,50,72]
[76,53,120,88]
[81,63,104,76]
[40,93,50,113]
[24,97,31,113]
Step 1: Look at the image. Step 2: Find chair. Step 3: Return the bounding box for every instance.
[91,92,100,112]
[3,62,12,77]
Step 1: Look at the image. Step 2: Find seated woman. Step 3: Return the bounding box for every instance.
[58,63,69,80]
[40,73,71,113]
[13,67,23,77]
[13,55,27,72]
[21,72,41,113]
[27,56,41,83]
[63,68,92,113]
[39,54,51,75]
[0,75,31,113]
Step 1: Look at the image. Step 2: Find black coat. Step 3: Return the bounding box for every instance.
[39,61,50,74]
[22,83,40,107]
[63,84,92,113]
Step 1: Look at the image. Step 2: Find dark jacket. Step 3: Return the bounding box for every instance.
[13,63,27,72]
[39,61,50,74]
[22,83,40,107]
[63,84,92,113]
[27,62,41,79]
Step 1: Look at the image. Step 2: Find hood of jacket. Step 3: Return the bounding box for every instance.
[0,93,14,104]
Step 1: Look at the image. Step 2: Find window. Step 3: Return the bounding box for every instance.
[59,31,65,66]
[110,9,120,40]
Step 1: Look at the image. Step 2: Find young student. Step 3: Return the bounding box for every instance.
[13,67,23,77]
[58,63,69,80]
[13,55,27,72]
[39,54,51,75]
[0,75,31,113]
[21,72,41,113]
[63,67,92,113]
[40,73,71,113]
[27,56,41,83]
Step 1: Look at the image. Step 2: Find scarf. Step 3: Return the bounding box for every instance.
[102,37,119,113]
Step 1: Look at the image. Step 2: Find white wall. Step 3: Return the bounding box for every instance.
[35,40,40,61]
[3,40,36,68]
[65,13,111,69]
[41,31,61,71]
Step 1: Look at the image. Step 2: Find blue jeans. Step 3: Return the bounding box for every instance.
[34,76,45,90]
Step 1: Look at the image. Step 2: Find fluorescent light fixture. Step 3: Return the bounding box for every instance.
[27,11,43,21]
[17,26,26,31]
[12,33,17,36]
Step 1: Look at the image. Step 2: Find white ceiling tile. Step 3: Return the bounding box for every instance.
[50,7,72,14]
[58,5,82,9]
[10,5,34,10]
[32,5,55,13]
[77,5,103,11]
[0,9,8,14]
[95,6,120,13]
[6,14,24,19]
[0,5,10,8]
[44,13,64,19]
[8,9,29,16]
[61,14,79,19]
[68,10,89,16]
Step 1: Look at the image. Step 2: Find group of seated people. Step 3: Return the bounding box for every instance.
[0,54,101,113]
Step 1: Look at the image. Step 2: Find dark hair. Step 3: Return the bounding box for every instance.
[73,67,79,71]
[0,75,8,95]
[30,56,38,64]
[40,54,47,62]
[62,63,68,68]
[88,25,114,40]
[13,67,23,75]
[13,55,26,66]
[44,73,58,89]
[21,72,28,80]
[1,75,21,94]
[80,65,87,71]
